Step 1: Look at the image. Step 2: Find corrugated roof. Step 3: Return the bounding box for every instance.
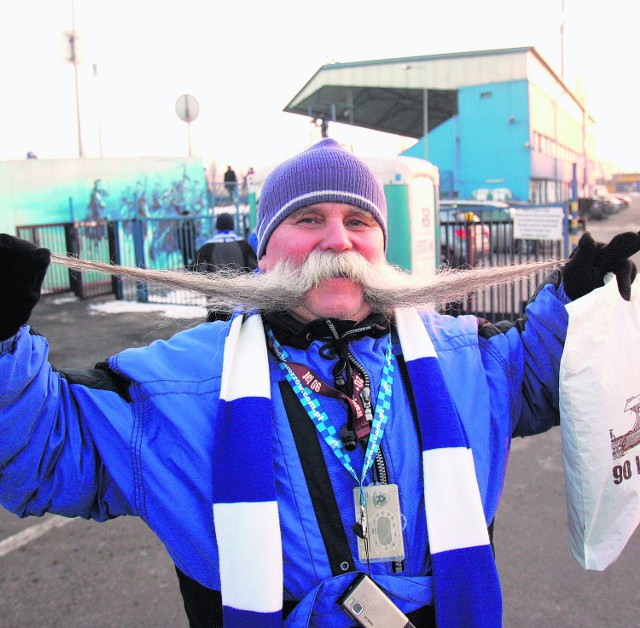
[284,46,590,139]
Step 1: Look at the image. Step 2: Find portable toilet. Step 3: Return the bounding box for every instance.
[247,153,439,276]
[364,155,439,277]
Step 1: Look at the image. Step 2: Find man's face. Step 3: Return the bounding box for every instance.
[258,202,385,323]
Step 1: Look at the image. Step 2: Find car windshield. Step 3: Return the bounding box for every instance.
[441,203,513,222]
[441,209,476,221]
[472,208,511,221]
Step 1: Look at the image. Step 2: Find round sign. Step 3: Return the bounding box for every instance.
[175,94,200,123]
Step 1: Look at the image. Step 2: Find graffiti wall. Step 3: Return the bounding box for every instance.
[0,156,209,235]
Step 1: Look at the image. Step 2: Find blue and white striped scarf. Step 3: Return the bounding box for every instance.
[212,308,502,627]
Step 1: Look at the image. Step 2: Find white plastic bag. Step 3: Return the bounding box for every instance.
[560,274,640,570]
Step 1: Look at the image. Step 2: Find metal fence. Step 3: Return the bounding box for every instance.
[18,217,218,304]
[209,181,250,207]
[17,214,582,322]
[17,222,116,299]
[438,213,585,320]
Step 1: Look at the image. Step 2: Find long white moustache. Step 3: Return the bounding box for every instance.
[50,251,564,316]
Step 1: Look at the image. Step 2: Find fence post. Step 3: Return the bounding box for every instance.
[465,212,476,267]
[64,222,83,297]
[108,221,123,300]
[132,219,148,303]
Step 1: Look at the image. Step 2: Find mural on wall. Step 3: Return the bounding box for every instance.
[0,156,209,236]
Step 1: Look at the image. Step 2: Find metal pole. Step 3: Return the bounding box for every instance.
[185,98,193,157]
[423,88,429,161]
[560,0,565,78]
[70,0,84,157]
[93,63,103,158]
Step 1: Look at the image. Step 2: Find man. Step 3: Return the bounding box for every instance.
[178,209,199,270]
[223,165,237,201]
[194,212,258,321]
[194,212,257,274]
[0,138,638,628]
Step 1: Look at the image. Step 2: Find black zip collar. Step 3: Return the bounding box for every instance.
[263,311,390,349]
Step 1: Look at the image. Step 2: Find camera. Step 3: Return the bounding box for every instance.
[337,573,416,628]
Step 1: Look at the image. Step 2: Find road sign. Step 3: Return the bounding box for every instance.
[175,94,200,123]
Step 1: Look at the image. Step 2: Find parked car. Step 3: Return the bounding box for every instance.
[440,200,513,254]
[576,197,610,221]
[439,202,491,266]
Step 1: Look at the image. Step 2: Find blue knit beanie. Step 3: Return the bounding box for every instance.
[256,138,388,258]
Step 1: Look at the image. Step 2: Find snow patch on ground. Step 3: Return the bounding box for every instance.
[88,300,207,319]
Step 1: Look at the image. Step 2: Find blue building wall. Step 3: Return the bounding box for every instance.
[403,80,532,201]
[404,119,457,198]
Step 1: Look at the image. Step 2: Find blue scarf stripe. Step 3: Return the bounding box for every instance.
[394,308,468,450]
[421,448,491,553]
[431,546,502,627]
[213,397,275,503]
[405,357,468,450]
[222,608,282,627]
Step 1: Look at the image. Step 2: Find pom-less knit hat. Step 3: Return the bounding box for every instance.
[215,212,235,231]
[256,138,388,258]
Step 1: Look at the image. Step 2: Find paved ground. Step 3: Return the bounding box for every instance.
[1,202,640,626]
[0,296,199,627]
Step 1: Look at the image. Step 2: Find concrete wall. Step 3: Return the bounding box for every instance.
[0,156,208,236]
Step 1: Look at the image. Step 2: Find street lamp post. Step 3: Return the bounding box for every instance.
[70,0,84,158]
[422,87,429,162]
[402,65,429,162]
[175,94,200,157]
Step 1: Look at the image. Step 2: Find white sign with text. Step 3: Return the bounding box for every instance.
[513,206,565,241]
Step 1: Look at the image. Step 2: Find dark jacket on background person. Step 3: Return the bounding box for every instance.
[194,214,258,322]
[195,213,257,274]
[194,239,257,274]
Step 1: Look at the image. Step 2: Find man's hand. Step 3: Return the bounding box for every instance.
[0,234,51,340]
[563,231,640,301]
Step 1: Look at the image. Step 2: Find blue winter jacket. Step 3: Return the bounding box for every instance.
[0,282,569,622]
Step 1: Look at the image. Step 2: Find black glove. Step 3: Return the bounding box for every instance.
[563,231,640,301]
[0,234,51,340]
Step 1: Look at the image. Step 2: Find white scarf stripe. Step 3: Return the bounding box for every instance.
[219,313,243,401]
[422,448,491,554]
[394,308,438,361]
[220,314,271,401]
[214,502,283,612]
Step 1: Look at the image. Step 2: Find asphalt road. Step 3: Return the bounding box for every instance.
[0,300,192,627]
[1,201,640,627]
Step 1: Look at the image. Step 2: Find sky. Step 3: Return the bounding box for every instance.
[2,0,639,178]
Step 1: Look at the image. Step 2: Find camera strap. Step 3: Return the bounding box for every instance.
[266,328,394,491]
[280,380,355,576]
[267,334,372,440]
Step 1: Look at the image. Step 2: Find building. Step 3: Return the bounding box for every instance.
[612,172,640,193]
[284,47,595,203]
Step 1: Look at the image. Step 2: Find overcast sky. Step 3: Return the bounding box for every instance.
[2,0,638,176]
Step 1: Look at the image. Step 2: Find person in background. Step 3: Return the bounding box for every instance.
[194,212,257,321]
[194,212,257,271]
[177,210,198,270]
[248,229,258,253]
[0,138,638,627]
[223,166,237,201]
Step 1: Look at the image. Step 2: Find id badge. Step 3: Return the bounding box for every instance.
[353,484,405,563]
